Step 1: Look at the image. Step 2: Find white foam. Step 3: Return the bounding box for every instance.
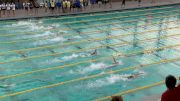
[42,58,62,65]
[87,74,130,88]
[78,63,107,74]
[0,84,16,88]
[73,35,82,39]
[62,53,79,61]
[87,70,147,88]
[49,37,66,42]
[32,35,65,46]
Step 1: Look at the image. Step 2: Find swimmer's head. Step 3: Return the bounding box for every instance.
[110,95,123,101]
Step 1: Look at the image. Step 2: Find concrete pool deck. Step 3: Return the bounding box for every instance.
[0,0,180,20]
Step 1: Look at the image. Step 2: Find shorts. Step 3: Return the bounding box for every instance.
[51,7,54,10]
[25,7,28,10]
[83,2,88,6]
[98,1,102,4]
[90,0,96,4]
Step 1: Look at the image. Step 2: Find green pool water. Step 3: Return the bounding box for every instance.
[0,5,180,101]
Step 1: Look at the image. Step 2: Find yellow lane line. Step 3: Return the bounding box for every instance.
[60,9,180,24]
[0,21,178,56]
[0,57,179,100]
[40,6,173,21]
[0,44,179,80]
[0,9,179,37]
[0,17,179,44]
[0,33,179,64]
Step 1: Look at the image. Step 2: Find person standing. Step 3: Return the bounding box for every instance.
[121,0,125,8]
[50,0,55,14]
[6,3,11,17]
[45,1,48,13]
[67,0,71,12]
[138,0,141,6]
[25,2,29,15]
[11,3,16,16]
[161,75,180,101]
[56,0,61,14]
[0,3,1,17]
[29,2,33,15]
[2,3,6,16]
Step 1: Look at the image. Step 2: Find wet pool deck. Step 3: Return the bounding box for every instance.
[0,0,180,20]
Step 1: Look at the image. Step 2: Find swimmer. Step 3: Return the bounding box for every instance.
[16,51,27,58]
[76,46,82,49]
[106,46,118,52]
[0,84,15,89]
[67,38,72,41]
[49,49,56,53]
[91,49,97,56]
[127,72,144,79]
[112,56,119,65]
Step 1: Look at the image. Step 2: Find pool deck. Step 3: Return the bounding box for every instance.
[134,94,161,101]
[0,0,180,20]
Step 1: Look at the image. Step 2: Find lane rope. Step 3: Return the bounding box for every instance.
[0,44,179,80]
[0,57,179,100]
[0,34,179,64]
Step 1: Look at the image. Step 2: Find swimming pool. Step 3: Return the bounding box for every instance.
[0,5,180,101]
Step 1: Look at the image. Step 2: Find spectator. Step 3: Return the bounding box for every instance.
[80,0,84,9]
[138,0,141,6]
[23,2,25,9]
[50,0,55,14]
[62,0,67,12]
[83,0,88,10]
[29,2,33,15]
[75,0,81,11]
[6,2,11,17]
[97,0,102,8]
[110,95,123,101]
[25,2,29,15]
[34,2,39,15]
[90,0,96,8]
[161,75,180,101]
[67,0,71,12]
[121,0,125,8]
[56,1,61,14]
[45,1,48,13]
[0,3,1,17]
[11,3,16,16]
[1,3,6,16]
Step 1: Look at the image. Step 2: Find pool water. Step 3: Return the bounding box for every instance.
[0,5,180,101]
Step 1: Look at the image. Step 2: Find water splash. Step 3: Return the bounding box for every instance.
[87,70,146,88]
[42,58,62,65]
[74,63,107,75]
[32,35,65,46]
[87,74,130,88]
[62,53,79,61]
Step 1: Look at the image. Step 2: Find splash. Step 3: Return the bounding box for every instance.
[42,58,62,65]
[49,37,66,42]
[32,35,65,46]
[78,63,107,74]
[62,53,79,61]
[87,70,146,88]
[87,74,130,88]
[13,31,53,40]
